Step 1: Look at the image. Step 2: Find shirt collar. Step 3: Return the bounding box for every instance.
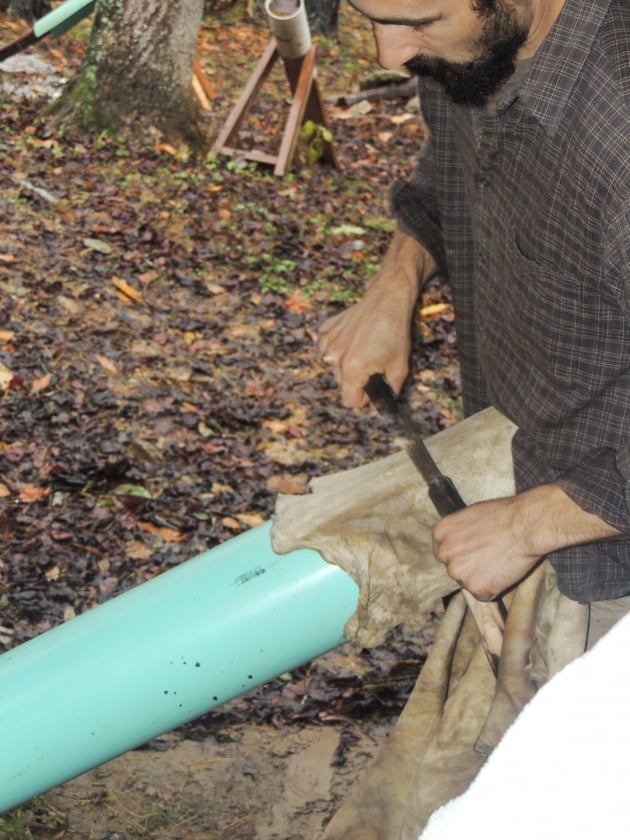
[495,0,613,133]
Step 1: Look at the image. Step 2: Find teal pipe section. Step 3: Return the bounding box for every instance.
[0,522,359,813]
[33,0,95,39]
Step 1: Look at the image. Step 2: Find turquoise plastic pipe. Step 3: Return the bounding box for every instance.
[0,522,359,813]
[33,0,95,39]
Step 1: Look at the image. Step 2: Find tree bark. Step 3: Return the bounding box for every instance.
[304,0,339,37]
[53,0,205,146]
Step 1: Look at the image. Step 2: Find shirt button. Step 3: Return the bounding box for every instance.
[479,176,489,190]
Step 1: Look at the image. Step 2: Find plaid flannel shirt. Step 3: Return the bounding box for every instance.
[391,0,630,602]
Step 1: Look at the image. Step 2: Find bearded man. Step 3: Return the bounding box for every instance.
[318,0,630,628]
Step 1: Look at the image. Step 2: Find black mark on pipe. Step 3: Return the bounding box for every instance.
[232,567,266,586]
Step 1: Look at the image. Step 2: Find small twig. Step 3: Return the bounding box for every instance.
[335,78,418,107]
[12,175,60,205]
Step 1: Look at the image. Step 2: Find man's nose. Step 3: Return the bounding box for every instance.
[374,24,420,69]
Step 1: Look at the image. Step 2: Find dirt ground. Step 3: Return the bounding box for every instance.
[42,704,383,840]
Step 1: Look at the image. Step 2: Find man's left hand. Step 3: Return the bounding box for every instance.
[432,484,622,600]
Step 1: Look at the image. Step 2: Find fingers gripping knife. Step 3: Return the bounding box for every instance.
[364,373,506,676]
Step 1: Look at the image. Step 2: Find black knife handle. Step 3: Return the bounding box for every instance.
[428,475,467,517]
[364,372,397,412]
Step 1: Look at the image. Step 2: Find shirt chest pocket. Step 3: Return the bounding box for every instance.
[504,234,627,395]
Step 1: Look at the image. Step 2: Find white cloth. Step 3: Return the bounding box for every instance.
[419,610,630,840]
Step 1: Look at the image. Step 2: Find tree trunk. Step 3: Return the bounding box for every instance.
[304,0,339,36]
[53,0,205,146]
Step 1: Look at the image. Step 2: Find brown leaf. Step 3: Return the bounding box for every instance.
[31,373,52,394]
[222,516,245,531]
[135,522,184,542]
[157,526,185,543]
[266,474,310,495]
[19,485,50,502]
[112,275,143,305]
[94,354,119,374]
[126,540,153,560]
[236,512,265,528]
[284,291,310,313]
[420,302,452,320]
[0,362,13,390]
[155,143,178,155]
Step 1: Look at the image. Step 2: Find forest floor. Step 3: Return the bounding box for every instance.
[0,3,460,838]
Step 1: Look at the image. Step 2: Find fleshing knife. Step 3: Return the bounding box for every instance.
[364,373,506,675]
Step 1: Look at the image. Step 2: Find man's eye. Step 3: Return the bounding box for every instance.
[409,22,431,32]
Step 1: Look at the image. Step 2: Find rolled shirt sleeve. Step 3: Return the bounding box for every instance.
[389,133,448,277]
[555,198,630,537]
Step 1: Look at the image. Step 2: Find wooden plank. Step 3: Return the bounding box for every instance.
[274,46,316,175]
[192,74,212,111]
[212,38,279,153]
[215,146,279,167]
[193,61,216,100]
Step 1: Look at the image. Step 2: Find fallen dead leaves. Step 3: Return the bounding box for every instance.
[0,361,12,389]
[0,9,460,652]
[18,485,51,503]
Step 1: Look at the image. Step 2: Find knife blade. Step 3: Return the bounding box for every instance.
[364,373,466,517]
[364,373,506,674]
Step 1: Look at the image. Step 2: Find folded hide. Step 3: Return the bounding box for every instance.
[271,407,588,838]
[272,407,518,648]
[420,609,630,840]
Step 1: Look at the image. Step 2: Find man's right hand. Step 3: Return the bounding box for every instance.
[318,282,413,407]
[317,230,436,408]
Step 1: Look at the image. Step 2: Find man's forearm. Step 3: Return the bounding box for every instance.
[518,484,624,557]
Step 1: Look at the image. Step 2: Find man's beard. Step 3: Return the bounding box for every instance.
[405,4,528,107]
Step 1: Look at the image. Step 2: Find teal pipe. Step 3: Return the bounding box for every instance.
[33,0,95,39]
[0,0,95,61]
[0,522,359,813]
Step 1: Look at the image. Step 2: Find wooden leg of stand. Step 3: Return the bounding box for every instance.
[213,38,280,155]
[281,47,338,172]
[304,80,339,168]
[274,47,317,176]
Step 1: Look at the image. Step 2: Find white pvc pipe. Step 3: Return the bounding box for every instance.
[265,0,311,60]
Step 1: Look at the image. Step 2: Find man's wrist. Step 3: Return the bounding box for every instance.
[367,229,436,309]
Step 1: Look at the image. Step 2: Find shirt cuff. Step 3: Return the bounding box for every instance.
[556,447,630,535]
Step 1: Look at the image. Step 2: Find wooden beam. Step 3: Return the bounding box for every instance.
[212,38,280,155]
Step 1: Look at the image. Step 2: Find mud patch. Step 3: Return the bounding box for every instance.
[31,722,385,839]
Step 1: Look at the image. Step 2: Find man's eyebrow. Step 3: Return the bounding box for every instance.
[347,0,439,27]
